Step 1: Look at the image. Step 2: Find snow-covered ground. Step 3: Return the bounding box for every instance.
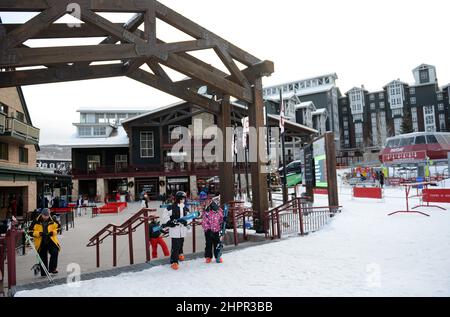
[15,186,450,297]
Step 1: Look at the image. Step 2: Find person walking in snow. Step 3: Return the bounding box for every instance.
[148,220,170,259]
[202,199,224,264]
[161,191,191,270]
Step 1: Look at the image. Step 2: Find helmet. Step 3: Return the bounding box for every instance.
[175,191,187,201]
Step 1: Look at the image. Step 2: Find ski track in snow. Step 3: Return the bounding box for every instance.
[16,190,450,297]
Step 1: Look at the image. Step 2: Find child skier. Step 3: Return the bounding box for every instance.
[161,191,191,270]
[148,220,170,259]
[202,199,224,264]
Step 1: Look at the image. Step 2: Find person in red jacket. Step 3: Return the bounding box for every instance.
[148,220,170,259]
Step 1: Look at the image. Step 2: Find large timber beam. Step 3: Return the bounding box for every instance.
[0,64,125,87]
[218,96,235,207]
[127,68,220,115]
[248,79,269,233]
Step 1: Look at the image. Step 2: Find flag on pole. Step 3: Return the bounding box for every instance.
[279,90,285,135]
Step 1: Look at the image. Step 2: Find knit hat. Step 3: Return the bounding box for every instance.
[41,208,50,216]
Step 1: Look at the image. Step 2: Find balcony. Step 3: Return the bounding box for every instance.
[1,117,40,145]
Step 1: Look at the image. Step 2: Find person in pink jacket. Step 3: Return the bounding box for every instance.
[202,200,224,263]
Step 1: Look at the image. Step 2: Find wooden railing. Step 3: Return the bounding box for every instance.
[264,197,341,240]
[87,208,158,268]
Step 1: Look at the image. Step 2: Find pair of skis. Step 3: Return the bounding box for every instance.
[23,227,55,284]
[214,204,228,263]
[151,211,201,233]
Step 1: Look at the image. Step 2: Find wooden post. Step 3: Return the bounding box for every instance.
[144,211,151,262]
[248,79,269,233]
[128,224,134,265]
[113,227,117,267]
[325,132,339,208]
[218,96,234,207]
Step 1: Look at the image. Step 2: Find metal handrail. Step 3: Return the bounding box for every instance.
[86,208,157,267]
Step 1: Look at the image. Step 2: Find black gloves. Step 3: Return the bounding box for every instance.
[166,220,176,228]
[179,219,188,226]
[48,232,54,237]
[39,232,44,236]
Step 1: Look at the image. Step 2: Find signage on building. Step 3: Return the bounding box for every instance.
[167,178,189,184]
[303,144,314,187]
[313,137,327,188]
[382,150,427,163]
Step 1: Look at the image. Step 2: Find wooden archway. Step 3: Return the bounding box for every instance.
[0,0,274,232]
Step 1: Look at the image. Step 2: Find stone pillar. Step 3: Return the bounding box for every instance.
[72,179,79,201]
[190,175,198,199]
[159,176,166,196]
[26,181,37,212]
[97,178,105,203]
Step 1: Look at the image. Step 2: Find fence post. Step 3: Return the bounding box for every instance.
[128,224,134,265]
[192,221,196,254]
[113,227,117,267]
[96,237,100,268]
[65,213,69,231]
[0,238,4,296]
[232,209,238,246]
[6,228,18,289]
[270,210,275,239]
[299,199,304,236]
[144,211,150,263]
[276,209,281,239]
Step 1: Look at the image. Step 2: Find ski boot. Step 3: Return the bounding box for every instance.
[178,254,185,262]
[205,258,212,264]
[171,263,179,270]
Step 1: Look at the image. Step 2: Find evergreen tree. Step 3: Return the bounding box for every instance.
[401,110,414,134]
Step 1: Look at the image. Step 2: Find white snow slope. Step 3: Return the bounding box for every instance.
[16,190,450,297]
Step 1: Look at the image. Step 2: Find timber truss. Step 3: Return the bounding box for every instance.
[0,0,274,114]
[0,0,276,231]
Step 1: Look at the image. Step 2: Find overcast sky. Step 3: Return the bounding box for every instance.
[2,0,450,144]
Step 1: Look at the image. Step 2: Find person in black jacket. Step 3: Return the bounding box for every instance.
[148,220,170,259]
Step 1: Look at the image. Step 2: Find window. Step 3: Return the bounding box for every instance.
[437,94,443,101]
[140,131,154,158]
[439,114,446,131]
[410,88,416,95]
[93,126,107,136]
[420,69,429,83]
[355,123,363,146]
[0,103,8,115]
[379,93,384,99]
[0,142,8,160]
[424,106,436,132]
[370,94,375,101]
[394,118,402,135]
[426,135,438,144]
[399,137,414,146]
[438,103,445,111]
[411,108,419,132]
[415,136,426,144]
[78,126,92,136]
[115,154,128,172]
[411,97,416,105]
[16,111,25,122]
[19,147,28,163]
[380,102,385,108]
[370,103,375,110]
[87,155,101,172]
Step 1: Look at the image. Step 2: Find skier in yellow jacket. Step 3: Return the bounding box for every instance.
[30,208,61,276]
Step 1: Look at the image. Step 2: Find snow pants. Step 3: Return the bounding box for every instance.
[170,238,184,264]
[204,230,221,259]
[150,237,170,258]
[38,241,59,276]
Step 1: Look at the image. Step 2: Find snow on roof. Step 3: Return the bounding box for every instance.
[312,108,327,116]
[61,126,129,148]
[295,101,316,110]
[383,79,409,88]
[77,108,149,113]
[122,101,187,124]
[413,63,435,72]
[264,73,338,90]
[268,114,318,134]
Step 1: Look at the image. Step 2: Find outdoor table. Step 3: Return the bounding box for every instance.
[388,181,438,217]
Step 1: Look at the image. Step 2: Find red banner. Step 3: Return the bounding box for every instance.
[382,150,427,163]
[353,187,383,199]
[423,189,450,203]
[313,188,328,195]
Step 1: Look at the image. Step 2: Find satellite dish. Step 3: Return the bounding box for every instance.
[197,86,208,95]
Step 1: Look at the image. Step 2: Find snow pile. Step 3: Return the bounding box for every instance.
[15,192,450,297]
